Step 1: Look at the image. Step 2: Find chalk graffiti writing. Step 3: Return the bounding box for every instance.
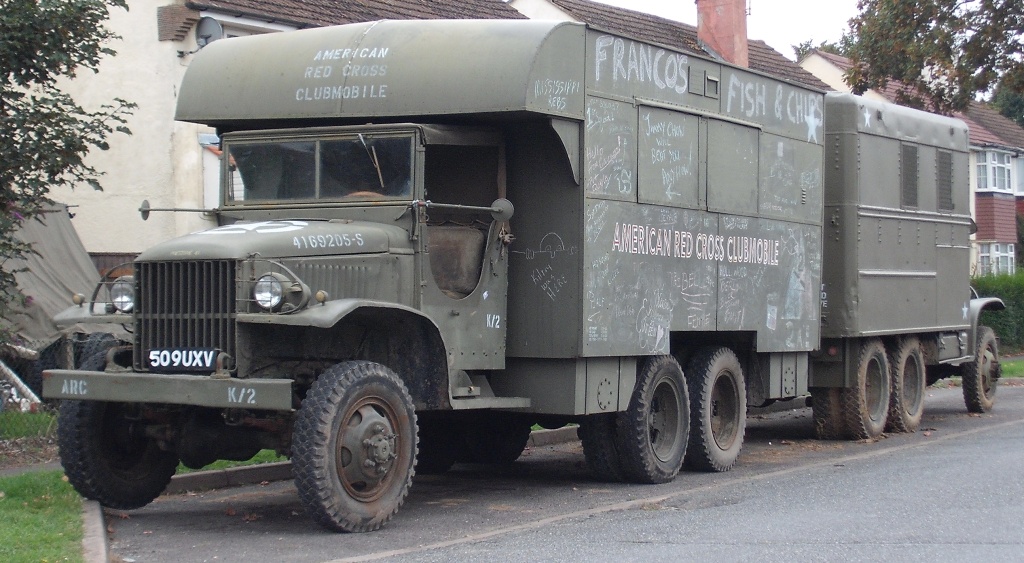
[594,35,689,95]
[610,222,780,265]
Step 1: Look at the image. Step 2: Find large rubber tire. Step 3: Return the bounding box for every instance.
[810,387,845,440]
[886,337,926,433]
[77,333,120,369]
[460,412,533,465]
[292,361,417,533]
[841,338,891,440]
[579,413,624,482]
[684,347,746,472]
[414,416,460,475]
[962,326,999,413]
[57,398,179,510]
[614,355,689,484]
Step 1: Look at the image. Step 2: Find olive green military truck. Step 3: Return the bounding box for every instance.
[43,19,1003,532]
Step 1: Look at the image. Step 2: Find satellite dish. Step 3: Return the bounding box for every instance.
[195,17,224,48]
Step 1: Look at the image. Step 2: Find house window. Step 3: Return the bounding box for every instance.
[1017,157,1024,195]
[978,243,1016,275]
[976,150,1012,192]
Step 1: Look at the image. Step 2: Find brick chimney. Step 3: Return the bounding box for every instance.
[696,0,749,67]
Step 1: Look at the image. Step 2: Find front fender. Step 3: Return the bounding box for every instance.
[236,298,435,330]
[968,296,1005,355]
[53,305,130,327]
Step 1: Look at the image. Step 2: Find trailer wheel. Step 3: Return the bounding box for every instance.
[962,326,999,413]
[886,337,926,432]
[684,347,746,472]
[810,387,845,440]
[579,413,624,482]
[292,361,417,533]
[841,338,890,440]
[461,412,532,465]
[615,355,689,484]
[57,398,179,510]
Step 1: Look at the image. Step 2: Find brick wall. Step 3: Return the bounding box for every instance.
[975,191,1017,242]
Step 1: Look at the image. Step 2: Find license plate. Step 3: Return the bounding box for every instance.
[147,348,218,372]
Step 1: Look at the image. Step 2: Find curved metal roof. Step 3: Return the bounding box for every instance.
[175,19,586,125]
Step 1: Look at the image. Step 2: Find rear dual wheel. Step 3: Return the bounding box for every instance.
[684,347,746,472]
[615,355,689,484]
[886,337,926,433]
[841,338,890,440]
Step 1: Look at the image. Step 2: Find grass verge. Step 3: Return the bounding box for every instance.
[1000,355,1024,378]
[0,410,56,439]
[177,449,287,473]
[0,470,82,563]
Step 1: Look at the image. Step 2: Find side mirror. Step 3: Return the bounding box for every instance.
[490,198,514,222]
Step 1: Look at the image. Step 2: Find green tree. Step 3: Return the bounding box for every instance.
[0,0,134,345]
[994,78,1024,128]
[845,0,1024,115]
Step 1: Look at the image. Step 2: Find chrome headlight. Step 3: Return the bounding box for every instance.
[108,276,135,313]
[253,272,310,313]
[254,274,284,310]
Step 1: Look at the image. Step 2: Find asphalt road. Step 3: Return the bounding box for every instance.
[108,385,1024,563]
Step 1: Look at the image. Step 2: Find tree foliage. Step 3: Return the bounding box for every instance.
[845,0,1024,115]
[0,0,133,345]
[994,78,1024,127]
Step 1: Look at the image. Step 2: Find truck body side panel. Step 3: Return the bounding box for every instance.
[821,93,972,338]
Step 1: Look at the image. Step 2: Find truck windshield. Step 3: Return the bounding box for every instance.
[225,134,413,203]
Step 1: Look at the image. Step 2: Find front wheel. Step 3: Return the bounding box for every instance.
[962,326,999,413]
[57,400,179,510]
[615,355,689,484]
[292,361,417,533]
[684,347,746,472]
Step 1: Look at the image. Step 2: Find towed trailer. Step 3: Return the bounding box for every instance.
[44,19,1002,532]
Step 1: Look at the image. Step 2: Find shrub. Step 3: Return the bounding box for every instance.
[974,272,1024,351]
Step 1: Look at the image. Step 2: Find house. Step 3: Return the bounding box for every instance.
[59,0,828,270]
[801,49,1024,276]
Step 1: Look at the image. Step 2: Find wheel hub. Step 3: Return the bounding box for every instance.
[338,403,399,498]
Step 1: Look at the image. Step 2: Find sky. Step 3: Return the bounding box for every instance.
[595,0,862,60]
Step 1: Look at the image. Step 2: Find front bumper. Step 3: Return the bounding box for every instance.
[42,370,294,411]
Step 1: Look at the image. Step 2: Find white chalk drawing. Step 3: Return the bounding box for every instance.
[585,98,635,198]
[513,233,577,302]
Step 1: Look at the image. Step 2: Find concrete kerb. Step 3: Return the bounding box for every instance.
[83,425,581,563]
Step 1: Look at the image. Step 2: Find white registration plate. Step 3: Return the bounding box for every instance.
[148,348,218,372]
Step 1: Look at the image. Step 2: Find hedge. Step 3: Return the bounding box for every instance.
[974,272,1024,352]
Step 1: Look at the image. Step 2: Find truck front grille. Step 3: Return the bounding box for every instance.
[134,260,237,371]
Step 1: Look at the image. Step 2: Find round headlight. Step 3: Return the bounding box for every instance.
[253,275,284,310]
[109,276,135,313]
